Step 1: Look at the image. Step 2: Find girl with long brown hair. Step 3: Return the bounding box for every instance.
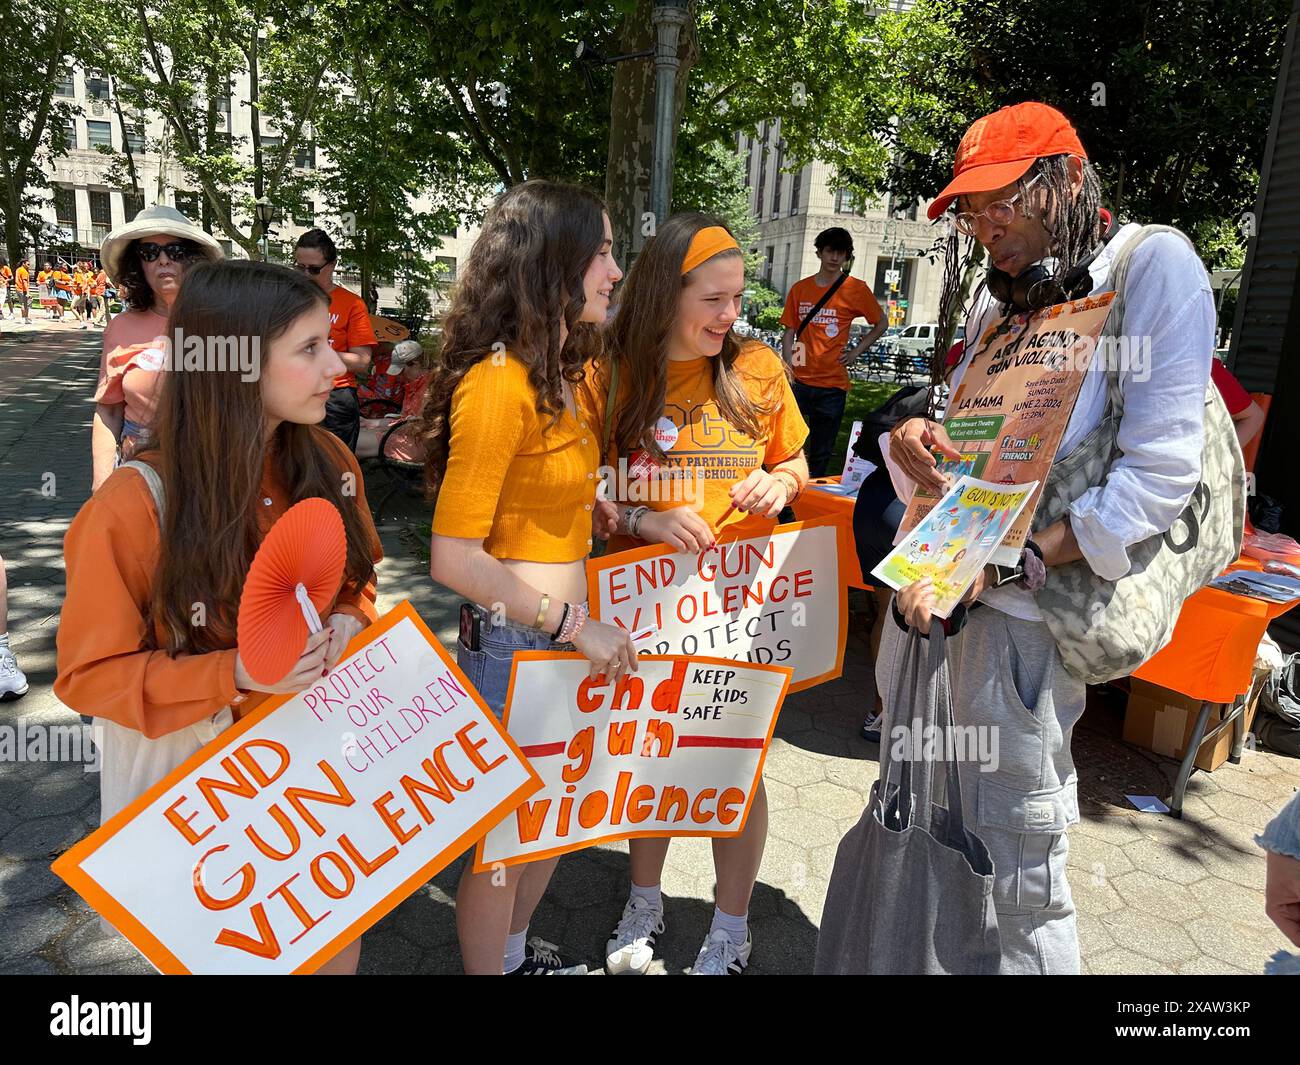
[597,213,810,975]
[421,179,631,975]
[56,259,383,975]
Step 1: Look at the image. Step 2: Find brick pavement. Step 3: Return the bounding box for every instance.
[0,320,1296,975]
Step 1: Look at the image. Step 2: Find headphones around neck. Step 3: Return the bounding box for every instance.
[986,215,1118,312]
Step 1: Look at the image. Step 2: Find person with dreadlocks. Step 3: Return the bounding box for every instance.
[880,102,1219,974]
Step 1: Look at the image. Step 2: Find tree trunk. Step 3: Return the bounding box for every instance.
[604,0,696,268]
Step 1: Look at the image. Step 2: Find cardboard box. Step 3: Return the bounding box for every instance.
[1123,677,1263,772]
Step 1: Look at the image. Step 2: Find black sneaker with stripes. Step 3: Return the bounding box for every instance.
[507,937,589,975]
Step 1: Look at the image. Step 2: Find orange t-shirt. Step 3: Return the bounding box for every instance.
[92,269,108,297]
[54,431,383,738]
[780,274,882,390]
[328,286,378,390]
[15,266,29,293]
[607,341,809,548]
[0,266,11,285]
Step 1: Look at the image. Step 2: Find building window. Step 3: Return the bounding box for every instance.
[88,190,112,225]
[86,70,110,101]
[771,142,784,219]
[175,191,200,220]
[885,193,919,222]
[123,193,144,223]
[293,200,315,226]
[756,151,767,226]
[294,141,316,169]
[55,67,74,97]
[61,120,77,151]
[764,245,774,282]
[87,121,112,149]
[125,125,145,154]
[789,165,802,215]
[219,239,234,258]
[54,186,77,226]
[436,255,457,282]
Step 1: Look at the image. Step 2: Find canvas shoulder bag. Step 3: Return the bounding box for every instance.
[1030,225,1246,684]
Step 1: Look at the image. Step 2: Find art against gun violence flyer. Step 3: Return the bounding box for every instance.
[874,475,1038,618]
[898,292,1117,565]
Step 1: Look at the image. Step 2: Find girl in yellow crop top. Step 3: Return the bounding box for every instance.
[595,214,810,976]
[421,179,632,975]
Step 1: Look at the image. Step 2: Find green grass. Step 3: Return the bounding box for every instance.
[831,379,902,470]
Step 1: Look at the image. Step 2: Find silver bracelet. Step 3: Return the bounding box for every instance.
[627,505,650,538]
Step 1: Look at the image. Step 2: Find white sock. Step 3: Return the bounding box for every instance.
[630,882,662,910]
[710,906,748,946]
[503,928,528,973]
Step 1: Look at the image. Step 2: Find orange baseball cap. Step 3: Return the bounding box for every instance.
[927,102,1087,220]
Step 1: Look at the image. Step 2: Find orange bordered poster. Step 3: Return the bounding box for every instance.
[475,654,791,870]
[586,517,849,693]
[52,600,541,974]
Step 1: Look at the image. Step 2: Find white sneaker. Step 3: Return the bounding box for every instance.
[605,895,665,975]
[0,647,28,701]
[690,928,751,975]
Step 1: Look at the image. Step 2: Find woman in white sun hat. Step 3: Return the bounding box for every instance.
[91,205,223,490]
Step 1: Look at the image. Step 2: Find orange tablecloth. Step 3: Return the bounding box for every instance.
[794,479,1297,703]
[1132,556,1299,703]
[792,477,870,590]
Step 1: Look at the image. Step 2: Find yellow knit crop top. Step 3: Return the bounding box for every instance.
[431,354,603,562]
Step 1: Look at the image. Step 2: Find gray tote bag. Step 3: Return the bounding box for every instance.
[815,623,1001,974]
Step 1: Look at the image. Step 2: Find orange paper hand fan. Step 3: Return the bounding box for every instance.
[237,497,348,686]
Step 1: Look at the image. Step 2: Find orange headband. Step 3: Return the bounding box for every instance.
[681,226,741,275]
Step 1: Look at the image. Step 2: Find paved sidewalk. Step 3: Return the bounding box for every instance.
[0,321,1296,975]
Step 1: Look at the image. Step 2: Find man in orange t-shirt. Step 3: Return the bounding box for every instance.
[294,228,377,451]
[0,263,11,319]
[14,260,30,320]
[780,227,886,476]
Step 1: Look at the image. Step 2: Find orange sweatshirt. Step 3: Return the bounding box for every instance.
[55,429,383,739]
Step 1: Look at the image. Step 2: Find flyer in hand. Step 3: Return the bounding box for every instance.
[897,292,1116,565]
[873,475,1038,618]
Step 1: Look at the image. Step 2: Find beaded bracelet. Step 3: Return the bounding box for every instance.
[555,602,588,644]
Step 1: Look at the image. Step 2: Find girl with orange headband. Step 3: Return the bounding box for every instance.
[596,214,810,975]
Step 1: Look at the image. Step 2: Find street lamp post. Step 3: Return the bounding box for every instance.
[649,1,690,226]
[255,196,274,261]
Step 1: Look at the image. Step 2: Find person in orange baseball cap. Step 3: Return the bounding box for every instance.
[860,101,1226,977]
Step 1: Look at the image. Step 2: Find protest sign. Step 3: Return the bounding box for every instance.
[476,654,791,869]
[898,292,1116,564]
[874,475,1037,617]
[52,600,541,974]
[587,518,848,691]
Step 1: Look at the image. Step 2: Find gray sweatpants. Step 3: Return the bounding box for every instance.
[876,605,1086,975]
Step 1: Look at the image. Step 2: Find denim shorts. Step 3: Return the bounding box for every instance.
[456,605,575,720]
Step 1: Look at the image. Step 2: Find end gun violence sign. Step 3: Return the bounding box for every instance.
[476,654,792,869]
[587,518,848,692]
[52,600,541,974]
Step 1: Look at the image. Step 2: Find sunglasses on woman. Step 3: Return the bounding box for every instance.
[136,241,198,263]
[292,261,327,276]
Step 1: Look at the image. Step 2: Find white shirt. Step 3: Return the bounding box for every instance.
[895,222,1216,621]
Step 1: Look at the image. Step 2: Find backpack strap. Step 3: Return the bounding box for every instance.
[120,459,164,524]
